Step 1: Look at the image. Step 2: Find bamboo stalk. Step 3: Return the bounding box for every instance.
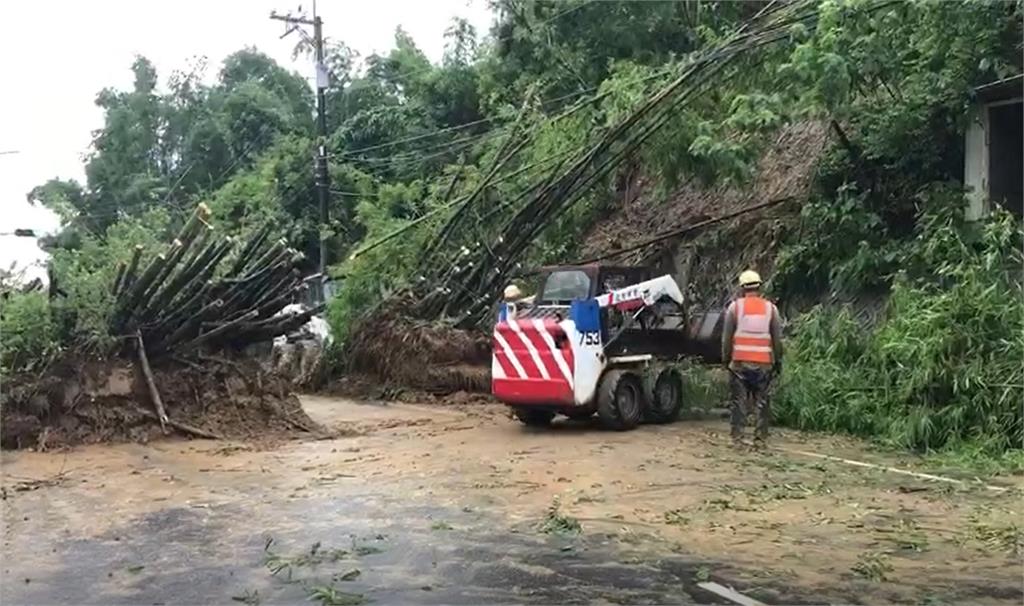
[177,309,259,352]
[132,405,223,440]
[228,225,272,277]
[135,330,168,433]
[111,262,127,295]
[157,299,225,351]
[112,252,167,331]
[119,245,145,296]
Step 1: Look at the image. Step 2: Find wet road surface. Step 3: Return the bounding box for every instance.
[2,396,1020,604]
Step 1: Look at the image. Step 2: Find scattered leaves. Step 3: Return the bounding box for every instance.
[538,497,582,535]
[852,552,892,582]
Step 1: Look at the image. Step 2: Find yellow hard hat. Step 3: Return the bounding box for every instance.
[503,284,523,300]
[738,270,762,288]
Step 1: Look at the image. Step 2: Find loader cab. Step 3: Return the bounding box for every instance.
[535,264,652,305]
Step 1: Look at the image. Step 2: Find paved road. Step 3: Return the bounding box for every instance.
[2,396,1019,605]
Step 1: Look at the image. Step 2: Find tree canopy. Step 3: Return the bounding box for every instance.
[25,0,1022,335]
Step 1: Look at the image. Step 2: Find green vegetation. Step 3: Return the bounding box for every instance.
[306,585,366,606]
[766,1,1023,456]
[1,291,57,372]
[538,497,582,535]
[851,551,893,582]
[8,0,1022,463]
[776,205,1023,453]
[676,362,726,415]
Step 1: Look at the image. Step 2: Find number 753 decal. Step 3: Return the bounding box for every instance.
[578,331,600,345]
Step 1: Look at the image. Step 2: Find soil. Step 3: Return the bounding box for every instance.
[2,394,1020,605]
[0,355,322,450]
[579,120,830,310]
[343,301,492,393]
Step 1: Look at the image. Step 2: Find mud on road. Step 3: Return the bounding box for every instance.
[2,395,1021,605]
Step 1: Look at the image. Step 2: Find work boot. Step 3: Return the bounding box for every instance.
[752,436,767,451]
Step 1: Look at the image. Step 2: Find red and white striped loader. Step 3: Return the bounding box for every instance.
[491,264,723,430]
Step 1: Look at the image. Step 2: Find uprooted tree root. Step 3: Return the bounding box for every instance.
[343,300,491,394]
[1,354,324,450]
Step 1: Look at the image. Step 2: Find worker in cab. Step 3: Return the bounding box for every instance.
[721,270,783,448]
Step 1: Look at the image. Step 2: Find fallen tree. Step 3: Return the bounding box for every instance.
[109,204,324,355]
[1,204,328,449]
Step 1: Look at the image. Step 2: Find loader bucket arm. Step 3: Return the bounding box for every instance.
[595,275,684,310]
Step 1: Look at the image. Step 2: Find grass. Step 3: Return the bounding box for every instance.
[264,542,350,580]
[921,445,1024,478]
[775,260,1024,456]
[676,361,727,414]
[538,497,582,535]
[693,565,711,583]
[960,519,1022,556]
[262,537,385,583]
[851,552,893,582]
[430,521,453,531]
[306,584,366,606]
[663,509,690,526]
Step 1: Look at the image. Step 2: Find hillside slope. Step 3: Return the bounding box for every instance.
[580,121,830,310]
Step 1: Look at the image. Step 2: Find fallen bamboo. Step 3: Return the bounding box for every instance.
[132,406,224,440]
[135,330,168,433]
[157,299,225,351]
[178,309,259,352]
[112,252,167,330]
[158,239,234,326]
[137,239,186,320]
[118,245,144,296]
[154,225,215,309]
[228,225,272,276]
[232,304,325,343]
[111,262,127,295]
[392,0,830,325]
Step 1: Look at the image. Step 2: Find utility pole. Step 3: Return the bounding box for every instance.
[271,5,331,290]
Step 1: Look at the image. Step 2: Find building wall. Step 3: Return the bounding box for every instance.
[964,106,989,221]
[964,93,1023,220]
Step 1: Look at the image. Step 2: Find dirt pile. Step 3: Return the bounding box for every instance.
[343,299,491,394]
[1,355,322,450]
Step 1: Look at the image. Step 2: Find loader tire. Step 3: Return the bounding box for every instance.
[514,407,555,427]
[646,368,684,424]
[597,370,644,431]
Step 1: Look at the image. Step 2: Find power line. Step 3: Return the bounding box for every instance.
[332,63,676,163]
[60,61,673,225]
[272,6,332,277]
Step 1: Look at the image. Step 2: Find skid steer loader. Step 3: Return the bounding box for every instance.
[491,264,723,430]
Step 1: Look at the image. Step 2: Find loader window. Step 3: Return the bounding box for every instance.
[541,270,591,302]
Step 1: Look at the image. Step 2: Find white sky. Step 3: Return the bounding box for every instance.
[0,0,493,280]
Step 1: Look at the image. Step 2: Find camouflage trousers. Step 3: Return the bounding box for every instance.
[729,367,772,442]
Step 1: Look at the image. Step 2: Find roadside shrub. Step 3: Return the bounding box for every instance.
[776,209,1023,453]
[1,292,57,372]
[48,207,172,351]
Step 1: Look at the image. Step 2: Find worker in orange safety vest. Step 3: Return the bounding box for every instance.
[721,270,783,447]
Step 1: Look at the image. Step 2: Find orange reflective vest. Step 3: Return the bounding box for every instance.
[732,295,774,365]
